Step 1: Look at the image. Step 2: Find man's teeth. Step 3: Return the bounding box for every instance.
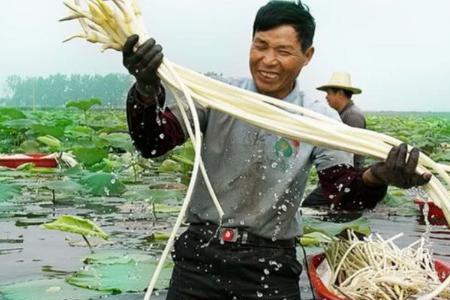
[261,71,277,79]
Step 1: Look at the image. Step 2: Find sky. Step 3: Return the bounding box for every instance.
[1,0,450,111]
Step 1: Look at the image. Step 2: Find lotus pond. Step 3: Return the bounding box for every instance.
[0,106,449,300]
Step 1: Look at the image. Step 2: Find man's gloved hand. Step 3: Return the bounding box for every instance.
[368,143,432,189]
[122,35,163,99]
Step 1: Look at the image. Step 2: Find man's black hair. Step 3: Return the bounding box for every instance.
[253,1,316,53]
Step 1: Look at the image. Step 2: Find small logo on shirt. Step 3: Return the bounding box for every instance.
[274,138,300,158]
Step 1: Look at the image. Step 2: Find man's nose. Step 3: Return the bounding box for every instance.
[262,49,278,65]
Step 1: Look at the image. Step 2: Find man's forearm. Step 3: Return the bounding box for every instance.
[319,165,387,210]
[126,85,185,158]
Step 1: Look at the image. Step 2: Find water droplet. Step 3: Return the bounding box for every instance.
[159,133,165,140]
[257,291,263,298]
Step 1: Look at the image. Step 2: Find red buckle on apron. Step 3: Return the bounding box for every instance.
[219,228,239,242]
[223,229,234,241]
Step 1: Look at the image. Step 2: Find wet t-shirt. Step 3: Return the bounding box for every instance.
[168,78,352,240]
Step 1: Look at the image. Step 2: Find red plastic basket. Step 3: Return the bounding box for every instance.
[415,199,447,226]
[307,253,450,300]
[0,154,58,169]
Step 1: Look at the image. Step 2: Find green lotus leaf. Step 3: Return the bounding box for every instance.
[65,125,96,138]
[0,108,27,120]
[100,132,134,152]
[123,187,184,204]
[73,147,108,167]
[2,119,38,130]
[40,180,84,194]
[67,251,172,293]
[37,135,61,149]
[42,215,108,240]
[0,278,107,300]
[159,159,182,173]
[299,232,332,247]
[79,172,126,196]
[0,183,21,202]
[303,216,371,238]
[65,98,102,112]
[31,124,65,138]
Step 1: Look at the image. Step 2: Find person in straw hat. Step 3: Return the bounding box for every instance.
[303,72,366,207]
[318,72,366,169]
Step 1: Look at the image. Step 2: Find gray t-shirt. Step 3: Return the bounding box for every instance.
[340,101,366,170]
[168,78,353,240]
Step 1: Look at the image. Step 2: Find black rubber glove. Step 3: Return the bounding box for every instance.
[370,143,432,189]
[122,35,163,99]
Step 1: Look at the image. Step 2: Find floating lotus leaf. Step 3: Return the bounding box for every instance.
[123,186,184,204]
[73,146,108,167]
[100,132,134,153]
[42,215,108,240]
[0,278,107,300]
[40,180,84,194]
[67,251,173,293]
[0,183,21,202]
[303,216,371,239]
[80,172,126,196]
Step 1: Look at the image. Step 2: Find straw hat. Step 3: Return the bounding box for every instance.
[317,72,362,95]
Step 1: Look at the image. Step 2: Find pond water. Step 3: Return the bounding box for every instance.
[0,179,449,300]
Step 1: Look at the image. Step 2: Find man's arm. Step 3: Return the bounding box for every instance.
[319,144,431,210]
[122,35,186,157]
[319,165,387,210]
[126,85,185,158]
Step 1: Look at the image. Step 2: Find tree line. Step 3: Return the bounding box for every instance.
[2,73,133,108]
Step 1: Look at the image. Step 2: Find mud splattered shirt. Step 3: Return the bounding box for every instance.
[127,78,387,240]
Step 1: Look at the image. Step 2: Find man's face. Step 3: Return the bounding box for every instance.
[250,25,314,99]
[326,89,340,110]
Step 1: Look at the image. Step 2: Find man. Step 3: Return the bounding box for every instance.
[303,72,366,207]
[122,1,430,299]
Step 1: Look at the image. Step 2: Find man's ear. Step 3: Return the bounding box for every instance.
[302,46,315,66]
